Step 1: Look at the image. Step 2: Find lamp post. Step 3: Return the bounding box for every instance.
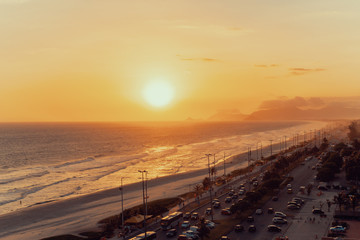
[138,170,148,239]
[119,177,125,240]
[269,140,273,156]
[205,154,214,221]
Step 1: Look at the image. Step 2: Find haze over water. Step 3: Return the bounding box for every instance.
[0,121,327,215]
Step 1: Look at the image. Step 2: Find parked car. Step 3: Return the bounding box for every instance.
[272,196,279,201]
[191,212,199,220]
[182,221,191,229]
[248,225,256,232]
[166,229,177,238]
[273,217,288,224]
[287,204,300,210]
[287,188,293,194]
[274,212,287,218]
[255,209,263,215]
[292,198,305,205]
[234,224,244,232]
[312,209,324,215]
[268,208,274,214]
[268,225,282,232]
[247,216,254,222]
[225,197,232,203]
[330,226,346,233]
[221,208,231,215]
[287,201,301,208]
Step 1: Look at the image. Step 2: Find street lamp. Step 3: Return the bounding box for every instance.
[138,170,148,239]
[119,177,126,240]
[205,154,214,221]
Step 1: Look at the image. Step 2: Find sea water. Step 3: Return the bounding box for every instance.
[0,121,327,215]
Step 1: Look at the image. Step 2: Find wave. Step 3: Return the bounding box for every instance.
[54,157,95,169]
[0,170,50,185]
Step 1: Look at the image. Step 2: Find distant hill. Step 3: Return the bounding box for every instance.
[246,104,360,121]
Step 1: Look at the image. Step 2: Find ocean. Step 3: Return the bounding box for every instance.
[0,121,327,215]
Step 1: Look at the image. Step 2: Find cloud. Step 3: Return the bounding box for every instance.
[177,55,220,62]
[254,64,279,68]
[259,96,325,110]
[289,68,325,75]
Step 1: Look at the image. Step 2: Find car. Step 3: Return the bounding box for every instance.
[205,208,212,215]
[232,194,239,199]
[239,183,245,188]
[191,212,199,220]
[312,209,324,215]
[182,221,191,229]
[248,225,256,232]
[183,230,199,240]
[220,236,230,240]
[234,224,244,232]
[189,226,199,234]
[221,208,231,215]
[287,201,301,207]
[330,226,346,233]
[166,229,177,237]
[177,235,189,240]
[274,212,287,218]
[251,177,257,182]
[287,188,293,194]
[238,189,245,195]
[287,184,292,189]
[205,220,215,229]
[292,198,305,205]
[273,217,288,224]
[213,201,221,209]
[228,190,235,196]
[253,181,258,186]
[184,212,191,220]
[213,199,220,204]
[247,216,254,222]
[268,208,274,214]
[272,196,279,201]
[268,225,282,232]
[225,197,232,203]
[255,209,263,215]
[287,204,300,210]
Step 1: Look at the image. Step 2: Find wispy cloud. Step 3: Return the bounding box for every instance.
[289,68,325,75]
[254,64,279,68]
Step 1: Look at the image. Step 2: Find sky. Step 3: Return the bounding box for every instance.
[1,0,360,121]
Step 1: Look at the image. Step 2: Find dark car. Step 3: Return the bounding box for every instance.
[184,212,191,220]
[191,212,199,220]
[228,190,235,196]
[221,208,231,215]
[177,235,189,240]
[267,225,281,232]
[272,196,279,201]
[166,229,177,238]
[268,208,274,214]
[287,204,300,210]
[247,216,254,222]
[312,209,325,215]
[234,224,244,232]
[248,225,256,232]
[213,201,221,209]
[225,197,232,203]
[232,194,239,199]
[291,198,305,205]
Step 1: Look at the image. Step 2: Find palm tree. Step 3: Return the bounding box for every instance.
[193,184,202,204]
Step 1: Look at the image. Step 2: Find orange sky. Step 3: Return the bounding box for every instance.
[1,0,360,121]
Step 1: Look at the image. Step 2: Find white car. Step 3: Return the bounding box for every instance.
[330,226,346,233]
[274,212,287,218]
[183,230,199,240]
[189,226,199,234]
[255,209,263,215]
[205,220,215,229]
[181,221,191,228]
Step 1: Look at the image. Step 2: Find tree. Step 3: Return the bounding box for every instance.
[202,177,211,190]
[194,184,202,204]
[348,121,360,140]
[353,139,360,150]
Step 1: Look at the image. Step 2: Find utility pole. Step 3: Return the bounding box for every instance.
[205,154,214,221]
[269,140,273,156]
[256,143,258,161]
[138,170,148,239]
[284,136,287,150]
[213,154,216,182]
[223,152,226,176]
[260,142,263,159]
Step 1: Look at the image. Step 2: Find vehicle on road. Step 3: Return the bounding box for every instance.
[166,229,177,238]
[184,212,191,220]
[267,225,282,232]
[287,204,300,210]
[287,184,292,189]
[234,224,244,232]
[255,209,263,215]
[247,216,254,222]
[292,198,305,205]
[183,230,199,240]
[181,221,191,229]
[238,189,245,195]
[221,208,231,215]
[205,208,212,215]
[225,197,232,203]
[268,208,274,214]
[248,225,256,232]
[287,188,293,194]
[228,190,235,196]
[272,196,279,201]
[161,212,184,230]
[213,201,221,209]
[231,194,238,199]
[272,217,287,224]
[130,231,157,240]
[189,226,199,234]
[191,212,199,220]
[220,236,230,240]
[253,181,258,186]
[330,226,346,233]
[274,212,287,218]
[205,220,215,229]
[177,235,188,240]
[312,209,325,215]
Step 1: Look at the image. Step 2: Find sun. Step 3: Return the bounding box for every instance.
[142,80,175,107]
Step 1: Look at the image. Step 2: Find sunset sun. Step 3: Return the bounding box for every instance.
[142,81,175,107]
